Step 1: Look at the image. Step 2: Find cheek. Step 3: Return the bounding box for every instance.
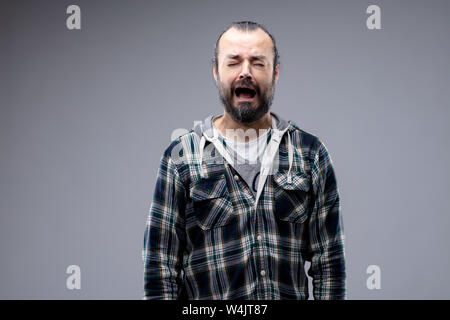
[218,80,233,96]
[219,68,238,81]
[254,71,273,83]
[256,75,274,91]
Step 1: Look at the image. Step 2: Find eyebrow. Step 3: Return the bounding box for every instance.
[225,54,268,62]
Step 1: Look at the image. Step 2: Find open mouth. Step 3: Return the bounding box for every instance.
[234,86,257,100]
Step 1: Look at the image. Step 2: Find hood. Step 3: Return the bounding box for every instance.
[192,111,296,209]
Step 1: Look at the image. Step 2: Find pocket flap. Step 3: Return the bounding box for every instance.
[189,173,235,230]
[272,170,310,192]
[273,170,311,224]
[190,173,229,201]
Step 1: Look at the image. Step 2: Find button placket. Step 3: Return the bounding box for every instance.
[255,208,269,291]
[232,171,255,203]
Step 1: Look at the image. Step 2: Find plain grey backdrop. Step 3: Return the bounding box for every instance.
[1,0,449,299]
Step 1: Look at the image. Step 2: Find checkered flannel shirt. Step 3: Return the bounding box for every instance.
[142,122,346,299]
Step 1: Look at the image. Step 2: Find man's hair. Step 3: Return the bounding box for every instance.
[212,21,280,75]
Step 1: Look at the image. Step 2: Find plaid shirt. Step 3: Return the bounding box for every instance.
[142,120,346,300]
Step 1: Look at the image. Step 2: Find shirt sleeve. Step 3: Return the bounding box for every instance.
[142,145,187,299]
[307,139,347,300]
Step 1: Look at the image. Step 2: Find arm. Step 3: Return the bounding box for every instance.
[142,146,187,299]
[307,139,346,300]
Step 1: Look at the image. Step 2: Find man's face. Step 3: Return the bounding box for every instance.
[213,27,279,124]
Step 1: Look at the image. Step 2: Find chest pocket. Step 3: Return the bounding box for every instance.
[189,173,235,230]
[272,170,311,224]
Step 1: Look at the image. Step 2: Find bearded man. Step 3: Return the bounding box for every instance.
[143,21,346,300]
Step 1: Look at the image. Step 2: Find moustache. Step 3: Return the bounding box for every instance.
[230,79,260,96]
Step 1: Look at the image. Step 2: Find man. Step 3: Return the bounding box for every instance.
[143,21,346,300]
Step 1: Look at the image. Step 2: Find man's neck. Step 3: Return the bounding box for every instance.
[213,112,273,143]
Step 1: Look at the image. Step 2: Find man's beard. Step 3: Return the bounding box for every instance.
[217,76,276,124]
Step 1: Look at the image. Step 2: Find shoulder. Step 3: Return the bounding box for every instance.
[163,129,200,158]
[160,130,201,183]
[288,121,324,161]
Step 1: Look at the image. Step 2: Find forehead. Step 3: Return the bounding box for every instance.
[217,27,274,60]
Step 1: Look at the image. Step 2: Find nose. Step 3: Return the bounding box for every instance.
[238,61,252,80]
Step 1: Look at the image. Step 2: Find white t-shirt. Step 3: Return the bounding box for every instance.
[211,116,278,196]
[222,127,271,165]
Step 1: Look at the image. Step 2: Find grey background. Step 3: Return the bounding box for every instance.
[1,0,449,299]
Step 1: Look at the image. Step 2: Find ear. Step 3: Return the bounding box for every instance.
[274,64,280,83]
[213,63,218,83]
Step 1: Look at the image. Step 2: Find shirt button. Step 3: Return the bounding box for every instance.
[256,235,262,241]
[260,270,266,277]
[234,174,239,181]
